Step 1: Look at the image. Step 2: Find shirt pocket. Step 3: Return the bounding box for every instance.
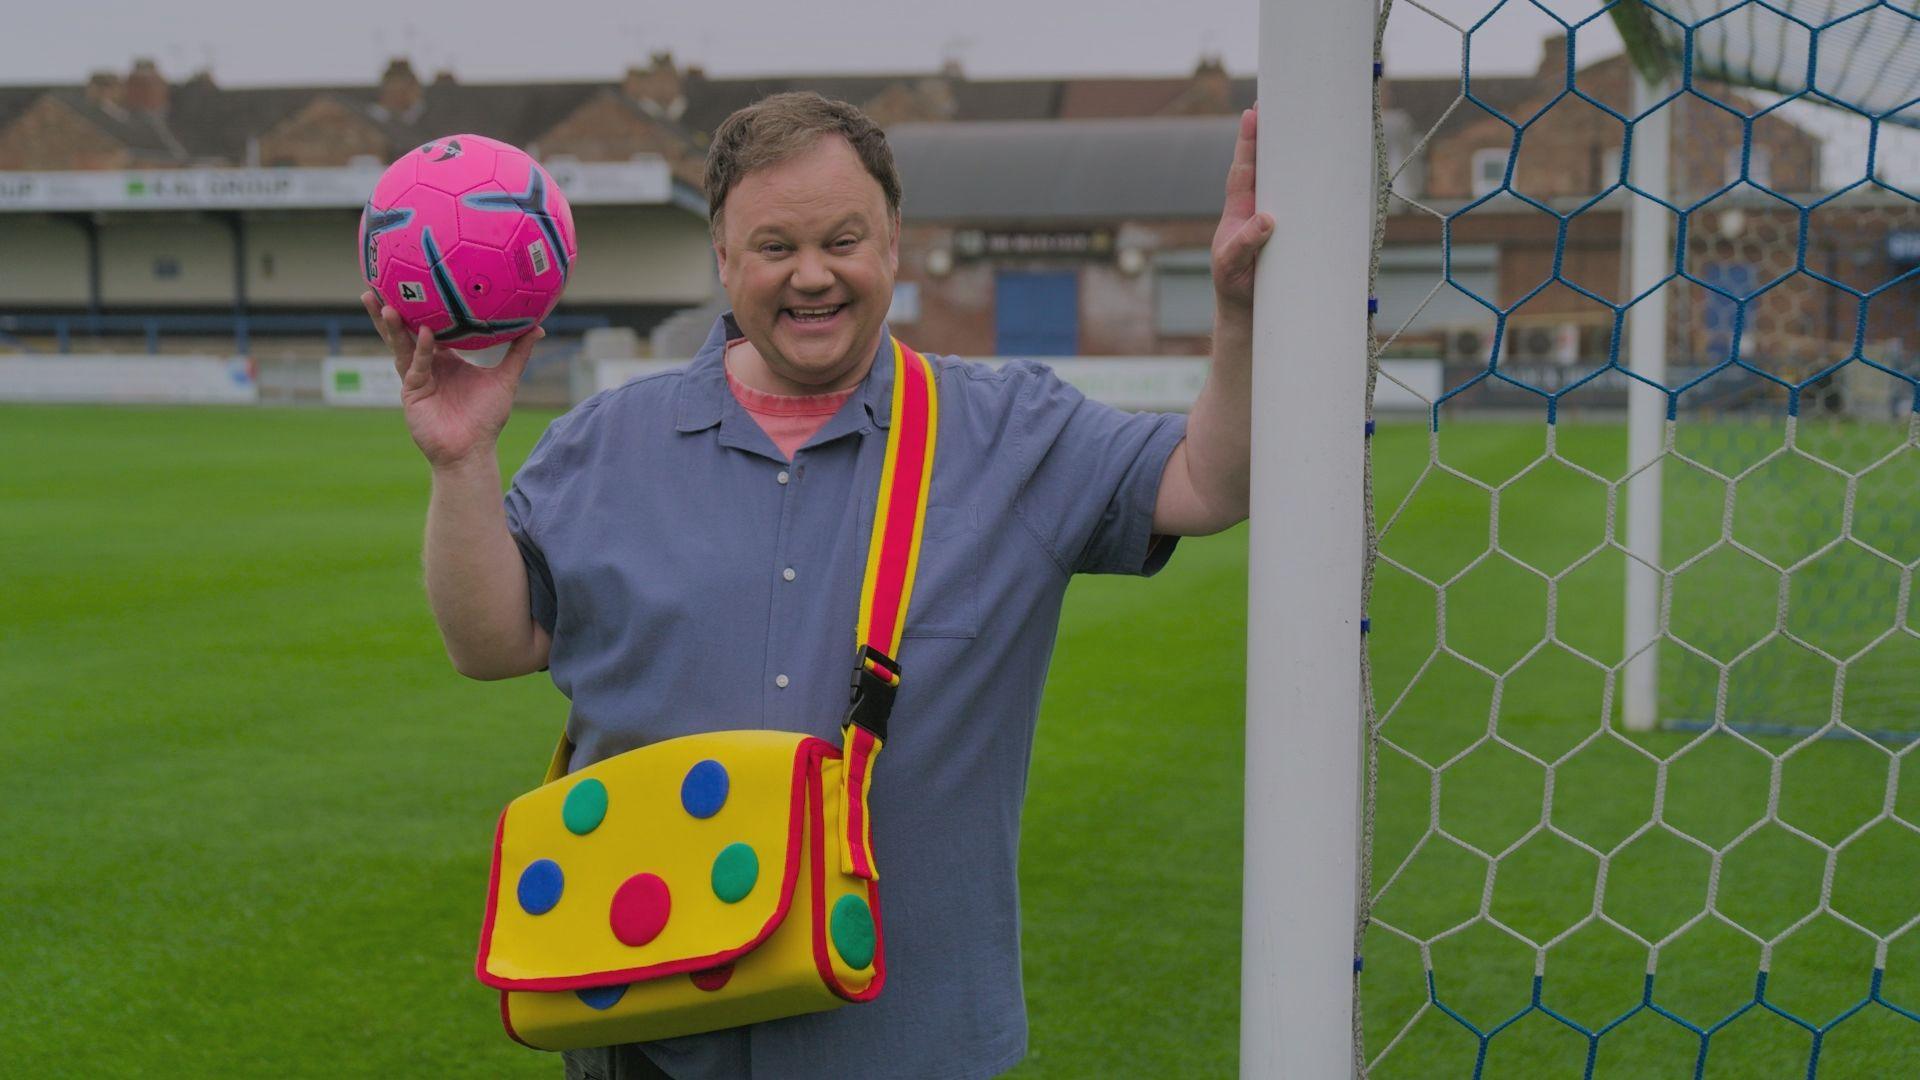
[901,503,981,639]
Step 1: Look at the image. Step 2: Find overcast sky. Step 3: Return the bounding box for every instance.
[5,0,1624,87]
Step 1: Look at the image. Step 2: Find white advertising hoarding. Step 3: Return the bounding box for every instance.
[321,357,406,407]
[0,354,258,404]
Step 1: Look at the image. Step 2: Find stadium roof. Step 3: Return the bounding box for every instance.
[888,116,1240,222]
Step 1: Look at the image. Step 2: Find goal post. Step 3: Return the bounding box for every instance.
[1242,0,1375,1076]
[1621,61,1674,733]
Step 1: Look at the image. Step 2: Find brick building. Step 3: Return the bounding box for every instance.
[0,54,1257,362]
[1379,35,1919,411]
[1,44,1912,401]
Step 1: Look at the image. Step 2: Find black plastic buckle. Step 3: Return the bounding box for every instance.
[845,644,898,742]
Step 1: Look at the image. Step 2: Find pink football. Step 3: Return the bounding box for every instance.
[358,133,578,351]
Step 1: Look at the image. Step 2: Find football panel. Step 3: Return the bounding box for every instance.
[368,154,418,205]
[411,135,501,197]
[508,216,566,291]
[532,161,580,259]
[395,184,463,249]
[456,179,524,249]
[492,147,535,193]
[437,241,518,323]
[373,257,446,336]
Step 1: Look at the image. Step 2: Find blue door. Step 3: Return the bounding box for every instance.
[994,271,1079,356]
[1701,261,1757,362]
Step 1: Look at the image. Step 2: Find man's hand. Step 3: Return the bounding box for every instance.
[1152,105,1273,537]
[361,290,544,469]
[1211,105,1276,312]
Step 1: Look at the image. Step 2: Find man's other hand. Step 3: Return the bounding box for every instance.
[1211,105,1277,312]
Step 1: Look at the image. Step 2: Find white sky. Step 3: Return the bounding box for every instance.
[4,0,1623,87]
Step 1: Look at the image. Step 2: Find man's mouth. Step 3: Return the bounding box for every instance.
[782,303,846,325]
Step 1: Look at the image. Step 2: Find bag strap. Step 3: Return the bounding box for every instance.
[540,337,939,793]
[837,338,938,881]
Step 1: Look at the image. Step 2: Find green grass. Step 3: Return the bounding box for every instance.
[0,405,1244,1079]
[1364,417,1920,1078]
[3,405,1916,1077]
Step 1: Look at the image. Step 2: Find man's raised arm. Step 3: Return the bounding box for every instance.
[362,291,551,679]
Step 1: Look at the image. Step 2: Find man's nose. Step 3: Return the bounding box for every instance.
[790,248,834,292]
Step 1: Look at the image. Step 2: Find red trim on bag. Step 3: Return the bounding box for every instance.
[499,990,532,1048]
[807,765,887,1002]
[477,738,833,992]
[844,726,876,880]
[476,807,511,986]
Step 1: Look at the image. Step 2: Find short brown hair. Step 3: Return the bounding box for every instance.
[704,92,902,241]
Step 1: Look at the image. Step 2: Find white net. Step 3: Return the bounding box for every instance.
[1361,1,1920,1073]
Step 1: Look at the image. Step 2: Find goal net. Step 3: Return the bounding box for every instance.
[1361,1,1920,1073]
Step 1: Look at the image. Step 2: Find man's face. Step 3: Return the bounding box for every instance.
[715,135,899,393]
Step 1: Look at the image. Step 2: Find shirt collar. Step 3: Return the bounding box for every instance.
[674,312,896,435]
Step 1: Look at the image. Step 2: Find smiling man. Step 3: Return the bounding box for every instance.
[368,91,1272,1080]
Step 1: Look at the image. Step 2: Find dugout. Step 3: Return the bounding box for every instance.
[0,157,715,400]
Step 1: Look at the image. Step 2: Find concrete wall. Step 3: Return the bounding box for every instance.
[247,211,363,305]
[566,205,716,305]
[98,216,236,305]
[0,215,89,304]
[0,203,717,313]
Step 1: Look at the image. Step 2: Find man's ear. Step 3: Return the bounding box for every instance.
[713,237,729,277]
[887,211,900,274]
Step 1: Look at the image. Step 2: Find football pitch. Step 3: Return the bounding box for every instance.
[3,404,1917,1077]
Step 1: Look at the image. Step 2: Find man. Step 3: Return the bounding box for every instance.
[362,92,1272,1079]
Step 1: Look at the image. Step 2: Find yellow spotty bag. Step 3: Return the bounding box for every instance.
[475,339,937,1051]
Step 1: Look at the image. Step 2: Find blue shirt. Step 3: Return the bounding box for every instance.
[505,314,1187,1079]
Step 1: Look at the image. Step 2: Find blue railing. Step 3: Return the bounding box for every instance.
[0,312,613,355]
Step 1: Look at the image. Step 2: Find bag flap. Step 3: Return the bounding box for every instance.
[477,730,828,991]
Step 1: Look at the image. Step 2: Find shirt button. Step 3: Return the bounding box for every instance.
[776,470,790,485]
[782,567,796,582]
[775,674,790,688]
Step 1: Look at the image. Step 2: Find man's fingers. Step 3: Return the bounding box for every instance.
[360,291,391,348]
[1225,108,1258,196]
[1221,107,1259,221]
[499,326,546,382]
[385,307,417,376]
[404,325,436,390]
[1217,213,1277,284]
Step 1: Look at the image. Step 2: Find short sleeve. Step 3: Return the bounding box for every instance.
[504,423,565,635]
[1007,361,1189,577]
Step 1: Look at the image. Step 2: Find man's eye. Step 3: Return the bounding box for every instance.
[760,243,787,255]
[834,237,858,249]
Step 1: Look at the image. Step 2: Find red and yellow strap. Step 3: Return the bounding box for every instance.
[840,338,938,881]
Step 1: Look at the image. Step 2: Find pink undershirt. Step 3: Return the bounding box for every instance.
[724,343,857,461]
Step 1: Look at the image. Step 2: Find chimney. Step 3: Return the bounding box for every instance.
[380,58,422,115]
[85,70,124,111]
[1537,32,1571,83]
[623,52,684,114]
[1165,55,1232,116]
[125,58,169,114]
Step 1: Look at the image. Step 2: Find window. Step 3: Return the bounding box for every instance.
[1725,145,1772,187]
[1601,146,1623,187]
[1153,251,1214,336]
[1471,147,1509,196]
